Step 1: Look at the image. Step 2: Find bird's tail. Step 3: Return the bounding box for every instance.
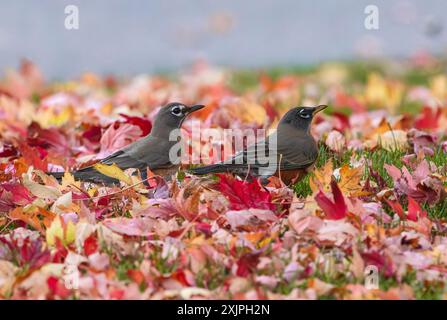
[48,171,65,181]
[189,164,227,175]
[47,168,119,185]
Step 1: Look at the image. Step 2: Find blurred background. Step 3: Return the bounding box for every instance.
[0,0,446,79]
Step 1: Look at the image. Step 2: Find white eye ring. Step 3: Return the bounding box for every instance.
[171,105,183,117]
[299,110,311,119]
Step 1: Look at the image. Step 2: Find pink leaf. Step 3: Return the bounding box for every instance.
[103,218,155,237]
[98,123,142,158]
[384,164,402,181]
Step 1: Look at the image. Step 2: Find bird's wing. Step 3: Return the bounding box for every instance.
[74,136,174,180]
[274,139,318,170]
[217,133,317,172]
[100,135,175,170]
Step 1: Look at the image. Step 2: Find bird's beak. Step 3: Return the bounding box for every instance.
[312,104,328,115]
[187,104,205,113]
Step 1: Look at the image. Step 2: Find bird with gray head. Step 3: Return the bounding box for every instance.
[190,105,327,185]
[49,102,205,184]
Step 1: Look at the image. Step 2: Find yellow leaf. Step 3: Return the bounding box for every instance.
[310,161,333,193]
[61,171,81,189]
[430,74,447,101]
[93,163,133,185]
[364,73,404,113]
[35,106,74,128]
[46,216,76,247]
[87,188,97,197]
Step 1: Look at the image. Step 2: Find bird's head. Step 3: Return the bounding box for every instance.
[279,105,328,132]
[151,102,205,137]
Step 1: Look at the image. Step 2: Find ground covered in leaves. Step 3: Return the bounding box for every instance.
[1,58,447,299]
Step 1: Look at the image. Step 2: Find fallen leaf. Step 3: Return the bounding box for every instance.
[315,180,347,220]
[93,163,133,185]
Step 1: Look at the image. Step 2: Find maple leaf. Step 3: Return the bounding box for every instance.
[93,163,133,185]
[236,252,260,277]
[119,114,152,136]
[103,217,157,237]
[338,164,370,197]
[325,130,346,152]
[98,123,142,158]
[385,196,427,222]
[384,199,405,220]
[216,174,275,211]
[331,112,351,131]
[315,180,347,220]
[384,160,445,204]
[0,183,35,212]
[46,216,76,247]
[47,276,72,299]
[9,207,55,234]
[225,208,278,231]
[407,129,437,155]
[26,122,70,156]
[414,106,440,130]
[407,196,427,222]
[17,142,48,172]
[361,250,394,277]
[83,234,99,256]
[0,232,50,270]
[309,161,333,193]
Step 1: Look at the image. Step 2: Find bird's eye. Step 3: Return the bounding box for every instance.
[299,110,311,119]
[171,105,183,117]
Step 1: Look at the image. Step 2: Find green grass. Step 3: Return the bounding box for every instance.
[294,144,404,197]
[359,148,405,187]
[292,144,447,218]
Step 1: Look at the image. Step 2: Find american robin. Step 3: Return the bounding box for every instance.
[49,102,205,184]
[190,105,327,185]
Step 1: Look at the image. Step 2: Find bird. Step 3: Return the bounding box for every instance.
[49,102,205,184]
[190,105,327,185]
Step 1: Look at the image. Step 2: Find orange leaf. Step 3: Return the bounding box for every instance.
[338,165,370,197]
[9,207,42,233]
[310,161,333,193]
[9,207,55,234]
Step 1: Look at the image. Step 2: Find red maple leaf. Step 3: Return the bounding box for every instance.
[236,252,260,277]
[407,196,427,222]
[216,174,275,211]
[47,276,72,299]
[315,179,347,220]
[83,234,99,256]
[18,142,48,171]
[119,114,152,136]
[385,199,405,220]
[361,251,394,277]
[414,106,440,130]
